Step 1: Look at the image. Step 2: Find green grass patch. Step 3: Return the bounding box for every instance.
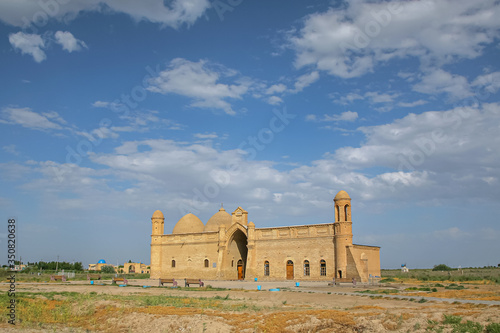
[380,277,396,282]
[355,289,398,294]
[451,321,483,333]
[445,284,465,290]
[486,323,500,333]
[443,314,462,325]
[405,287,431,292]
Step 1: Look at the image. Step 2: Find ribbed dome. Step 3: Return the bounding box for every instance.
[334,190,351,200]
[152,210,164,219]
[204,206,232,232]
[172,213,204,234]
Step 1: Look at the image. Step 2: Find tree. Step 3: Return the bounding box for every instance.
[73,262,83,271]
[432,264,453,271]
[100,265,115,274]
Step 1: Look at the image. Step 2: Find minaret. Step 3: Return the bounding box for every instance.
[150,210,164,279]
[333,190,353,279]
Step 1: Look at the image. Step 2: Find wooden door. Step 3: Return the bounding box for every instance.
[286,260,294,280]
[237,259,244,280]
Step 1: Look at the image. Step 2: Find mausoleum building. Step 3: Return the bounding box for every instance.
[150,191,380,282]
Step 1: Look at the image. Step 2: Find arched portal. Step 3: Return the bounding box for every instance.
[128,265,135,273]
[225,228,248,280]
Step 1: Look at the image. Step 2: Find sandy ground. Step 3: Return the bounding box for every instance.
[1,279,499,332]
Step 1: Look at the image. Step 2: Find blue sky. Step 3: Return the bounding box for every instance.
[1,0,500,269]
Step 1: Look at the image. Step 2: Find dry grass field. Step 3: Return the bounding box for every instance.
[1,272,500,333]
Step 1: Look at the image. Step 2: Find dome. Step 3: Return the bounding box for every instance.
[152,210,164,219]
[204,206,232,232]
[334,190,351,200]
[172,213,204,234]
[97,259,106,264]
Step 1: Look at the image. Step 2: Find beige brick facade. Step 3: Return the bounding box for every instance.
[150,191,380,282]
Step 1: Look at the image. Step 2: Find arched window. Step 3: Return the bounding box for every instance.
[171,260,176,268]
[320,259,326,276]
[204,259,209,268]
[304,260,310,276]
[344,204,349,221]
[336,205,340,222]
[264,261,270,276]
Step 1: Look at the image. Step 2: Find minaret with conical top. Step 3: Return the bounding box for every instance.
[333,190,353,279]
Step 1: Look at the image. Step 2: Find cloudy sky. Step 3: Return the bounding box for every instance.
[1,0,499,269]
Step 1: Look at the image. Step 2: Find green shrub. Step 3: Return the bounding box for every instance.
[100,265,115,274]
[452,321,482,333]
[445,284,465,290]
[380,277,395,282]
[443,314,462,325]
[433,264,453,271]
[486,323,500,333]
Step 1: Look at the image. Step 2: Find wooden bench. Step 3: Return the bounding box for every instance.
[87,274,101,281]
[184,278,204,287]
[159,278,178,287]
[50,275,66,282]
[112,277,128,285]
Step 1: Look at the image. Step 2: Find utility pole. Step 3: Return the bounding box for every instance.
[56,255,59,272]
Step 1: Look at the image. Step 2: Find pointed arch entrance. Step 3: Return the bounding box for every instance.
[224,226,248,280]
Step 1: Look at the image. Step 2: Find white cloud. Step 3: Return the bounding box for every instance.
[265,84,287,95]
[293,71,319,92]
[92,101,112,108]
[76,127,119,142]
[290,1,500,78]
[78,110,181,139]
[413,69,471,100]
[398,100,428,108]
[2,144,19,156]
[365,91,399,104]
[332,103,500,203]
[54,31,87,52]
[9,30,88,62]
[194,132,218,139]
[267,96,283,105]
[333,93,364,105]
[43,110,67,124]
[334,111,358,122]
[8,32,46,63]
[0,0,211,29]
[472,71,500,94]
[305,114,317,122]
[147,58,251,115]
[333,91,399,108]
[5,100,500,265]
[306,111,358,125]
[0,107,65,130]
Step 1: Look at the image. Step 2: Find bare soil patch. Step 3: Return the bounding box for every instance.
[1,280,499,332]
